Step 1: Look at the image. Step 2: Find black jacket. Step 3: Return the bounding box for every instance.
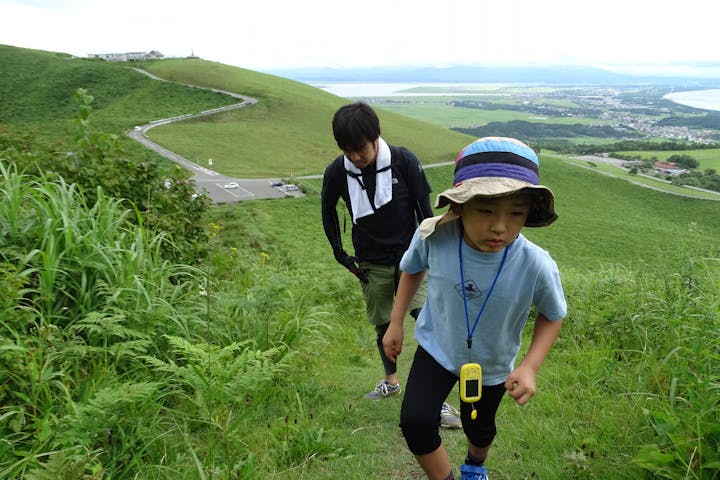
[321,145,432,265]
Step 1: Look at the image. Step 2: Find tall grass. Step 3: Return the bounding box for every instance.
[201,194,719,480]
[0,164,331,478]
[554,260,720,479]
[2,145,718,479]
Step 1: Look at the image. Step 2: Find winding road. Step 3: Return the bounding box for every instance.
[126,68,719,204]
[126,68,303,204]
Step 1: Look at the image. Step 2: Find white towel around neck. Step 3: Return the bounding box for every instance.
[344,137,393,223]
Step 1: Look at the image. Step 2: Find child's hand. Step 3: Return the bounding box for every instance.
[382,323,404,363]
[504,365,537,406]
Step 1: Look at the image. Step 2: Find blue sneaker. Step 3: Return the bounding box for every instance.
[460,463,488,480]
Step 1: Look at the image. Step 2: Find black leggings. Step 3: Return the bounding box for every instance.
[375,322,396,376]
[400,345,506,455]
[375,307,422,377]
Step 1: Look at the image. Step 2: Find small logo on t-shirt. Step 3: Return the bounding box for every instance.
[456,280,483,300]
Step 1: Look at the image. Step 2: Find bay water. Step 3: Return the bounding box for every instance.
[314,82,510,98]
[664,89,720,112]
[316,82,720,113]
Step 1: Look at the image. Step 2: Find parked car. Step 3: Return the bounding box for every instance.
[223,182,239,189]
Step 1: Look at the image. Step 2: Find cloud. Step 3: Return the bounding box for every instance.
[1,0,718,72]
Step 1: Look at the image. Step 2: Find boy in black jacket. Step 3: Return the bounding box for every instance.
[321,102,460,429]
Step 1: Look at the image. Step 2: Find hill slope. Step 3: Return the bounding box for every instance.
[137,59,473,177]
[2,44,720,480]
[2,43,719,251]
[0,45,236,140]
[0,45,473,178]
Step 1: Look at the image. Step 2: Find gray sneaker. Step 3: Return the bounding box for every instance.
[364,380,401,400]
[440,402,462,429]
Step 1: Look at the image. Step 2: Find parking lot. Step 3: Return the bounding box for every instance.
[194,177,304,204]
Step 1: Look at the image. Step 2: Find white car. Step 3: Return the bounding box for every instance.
[223,182,239,189]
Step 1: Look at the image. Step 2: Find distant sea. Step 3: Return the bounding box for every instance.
[664,89,720,112]
[317,83,720,112]
[315,82,510,98]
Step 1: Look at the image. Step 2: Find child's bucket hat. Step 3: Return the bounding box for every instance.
[420,137,557,239]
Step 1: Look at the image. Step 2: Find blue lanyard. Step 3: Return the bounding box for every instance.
[459,228,510,350]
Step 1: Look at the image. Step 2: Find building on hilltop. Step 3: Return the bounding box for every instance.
[89,51,164,62]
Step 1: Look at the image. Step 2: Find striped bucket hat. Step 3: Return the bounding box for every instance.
[421,137,557,238]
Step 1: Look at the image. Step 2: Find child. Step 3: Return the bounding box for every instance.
[383,137,567,480]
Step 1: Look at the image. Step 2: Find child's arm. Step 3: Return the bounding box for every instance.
[382,270,425,363]
[505,313,563,405]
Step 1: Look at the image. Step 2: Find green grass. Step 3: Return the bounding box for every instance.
[137,59,473,178]
[2,44,719,480]
[0,45,236,141]
[556,154,720,201]
[614,148,720,170]
[202,169,720,478]
[372,98,607,129]
[366,94,607,128]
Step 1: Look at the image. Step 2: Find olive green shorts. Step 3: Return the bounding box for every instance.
[358,261,427,326]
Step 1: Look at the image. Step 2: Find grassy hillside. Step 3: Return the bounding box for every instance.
[205,159,720,478]
[140,59,473,177]
[0,45,236,144]
[1,45,718,479]
[616,147,720,170]
[0,45,473,178]
[305,155,720,272]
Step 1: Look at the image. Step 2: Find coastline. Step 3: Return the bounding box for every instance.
[664,88,720,112]
[317,81,720,113]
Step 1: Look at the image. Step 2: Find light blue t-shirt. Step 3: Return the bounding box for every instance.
[400,219,567,385]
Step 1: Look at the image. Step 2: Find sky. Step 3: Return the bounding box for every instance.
[2,0,720,77]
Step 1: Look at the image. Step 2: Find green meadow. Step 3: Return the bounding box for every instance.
[367,98,607,129]
[1,44,719,479]
[138,60,471,178]
[615,148,720,171]
[555,155,720,201]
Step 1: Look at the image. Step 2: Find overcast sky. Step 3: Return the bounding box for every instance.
[2,0,719,76]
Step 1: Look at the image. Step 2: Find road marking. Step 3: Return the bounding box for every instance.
[192,165,219,175]
[218,184,254,198]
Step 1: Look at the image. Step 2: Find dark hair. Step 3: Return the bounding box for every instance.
[331,102,381,152]
[511,188,556,227]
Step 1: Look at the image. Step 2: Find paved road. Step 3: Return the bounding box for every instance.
[126,68,303,204]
